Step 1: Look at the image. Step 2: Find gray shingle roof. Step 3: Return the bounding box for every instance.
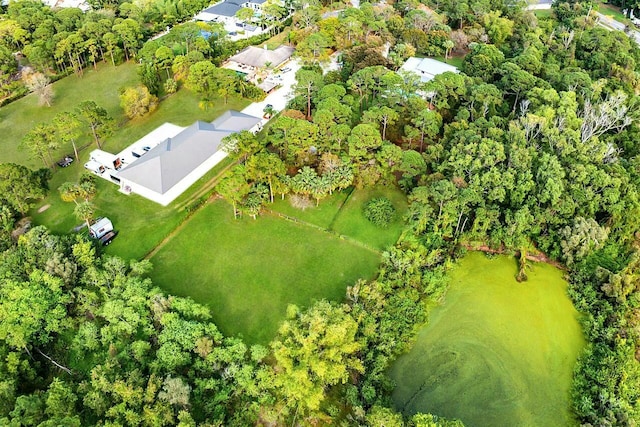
[228,45,295,68]
[203,1,241,17]
[212,110,263,131]
[118,112,260,195]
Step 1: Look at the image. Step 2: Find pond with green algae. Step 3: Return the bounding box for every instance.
[389,252,585,426]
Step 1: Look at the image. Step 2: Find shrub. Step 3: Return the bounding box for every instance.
[290,194,314,210]
[164,78,178,94]
[364,197,395,228]
[119,85,158,119]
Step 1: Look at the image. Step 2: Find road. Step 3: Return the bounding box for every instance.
[526,1,640,44]
[241,59,302,123]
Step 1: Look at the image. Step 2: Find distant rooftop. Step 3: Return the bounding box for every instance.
[399,57,459,83]
[228,45,295,68]
[198,0,266,18]
[201,1,241,18]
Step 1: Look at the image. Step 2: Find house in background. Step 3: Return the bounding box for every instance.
[42,0,91,10]
[86,111,261,206]
[223,45,294,85]
[195,0,266,34]
[399,57,459,83]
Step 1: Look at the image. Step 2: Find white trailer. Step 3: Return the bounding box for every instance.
[89,217,113,239]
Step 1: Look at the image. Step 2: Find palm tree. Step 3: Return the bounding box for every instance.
[74,201,96,230]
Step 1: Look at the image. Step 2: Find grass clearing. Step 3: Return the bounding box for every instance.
[534,9,554,18]
[0,61,249,168]
[433,55,465,69]
[270,188,351,228]
[389,252,585,426]
[264,28,292,50]
[332,187,407,251]
[270,186,407,251]
[30,155,236,261]
[0,62,139,167]
[598,2,629,23]
[149,199,381,344]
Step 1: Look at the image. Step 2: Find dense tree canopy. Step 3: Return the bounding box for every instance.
[2,0,640,425]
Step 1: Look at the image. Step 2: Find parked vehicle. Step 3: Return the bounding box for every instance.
[89,217,118,246]
[281,67,292,73]
[84,160,105,175]
[57,155,74,167]
[89,217,113,239]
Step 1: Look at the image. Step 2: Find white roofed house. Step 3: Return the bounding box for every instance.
[399,57,459,83]
[88,110,261,206]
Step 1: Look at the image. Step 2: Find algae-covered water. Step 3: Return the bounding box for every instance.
[389,252,585,426]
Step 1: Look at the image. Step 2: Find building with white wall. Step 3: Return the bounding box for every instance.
[85,111,261,206]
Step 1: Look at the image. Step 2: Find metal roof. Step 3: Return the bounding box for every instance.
[117,112,260,195]
[212,110,263,131]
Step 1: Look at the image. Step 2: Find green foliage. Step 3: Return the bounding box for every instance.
[268,301,364,422]
[119,85,159,119]
[3,2,640,426]
[0,163,48,215]
[364,197,396,228]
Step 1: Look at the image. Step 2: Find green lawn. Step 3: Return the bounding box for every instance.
[534,9,554,18]
[264,27,292,50]
[598,2,629,23]
[270,186,407,251]
[150,199,382,344]
[331,187,407,251]
[389,252,585,426]
[433,55,465,69]
[270,188,351,229]
[0,62,139,168]
[0,61,249,168]
[30,156,235,261]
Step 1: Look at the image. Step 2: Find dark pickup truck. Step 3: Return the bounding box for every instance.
[57,156,74,167]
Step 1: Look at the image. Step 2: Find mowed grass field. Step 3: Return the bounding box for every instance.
[390,252,585,426]
[331,187,407,251]
[270,186,408,251]
[30,155,235,261]
[0,61,249,168]
[0,63,138,167]
[149,199,383,344]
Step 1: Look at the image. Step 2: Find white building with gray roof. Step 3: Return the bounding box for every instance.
[87,111,261,206]
[227,45,295,69]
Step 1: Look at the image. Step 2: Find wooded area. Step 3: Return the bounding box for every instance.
[1,0,639,425]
